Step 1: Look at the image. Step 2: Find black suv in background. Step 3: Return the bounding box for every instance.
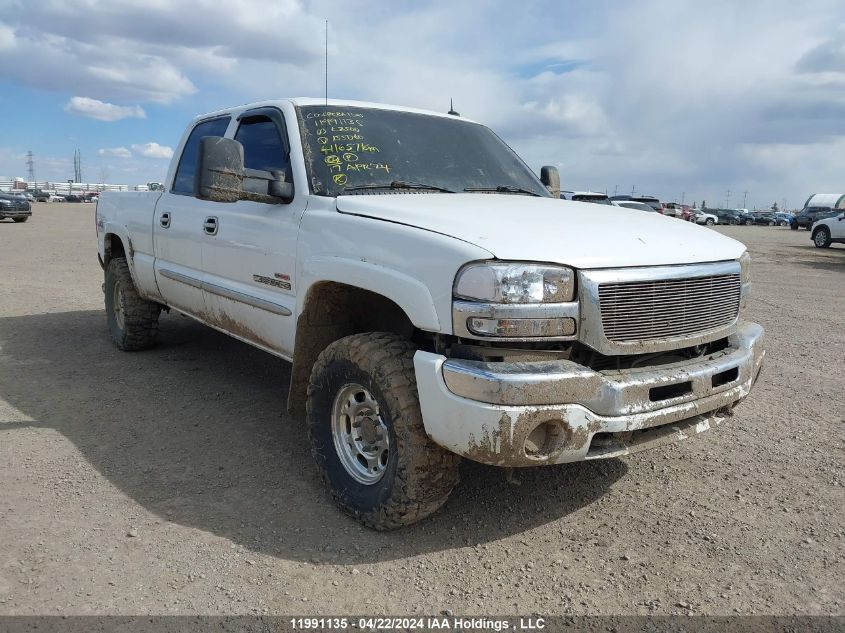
[791,207,839,230]
[710,208,745,225]
[0,192,32,222]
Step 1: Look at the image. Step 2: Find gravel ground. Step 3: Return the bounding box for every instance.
[0,203,842,616]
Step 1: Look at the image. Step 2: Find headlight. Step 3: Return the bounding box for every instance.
[454,262,575,304]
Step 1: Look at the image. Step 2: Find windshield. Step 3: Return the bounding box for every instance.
[296,106,549,198]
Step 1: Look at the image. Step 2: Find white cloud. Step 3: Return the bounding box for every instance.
[65,97,146,122]
[98,147,132,158]
[131,143,173,160]
[0,21,15,50]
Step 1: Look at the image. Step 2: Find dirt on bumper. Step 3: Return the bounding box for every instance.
[413,322,765,467]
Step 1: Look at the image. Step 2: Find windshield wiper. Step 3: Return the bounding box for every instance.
[464,185,541,197]
[343,180,455,193]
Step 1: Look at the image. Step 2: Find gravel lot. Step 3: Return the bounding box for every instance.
[0,203,842,616]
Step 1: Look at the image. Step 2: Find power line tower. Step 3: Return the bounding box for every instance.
[26,151,35,184]
[73,149,82,183]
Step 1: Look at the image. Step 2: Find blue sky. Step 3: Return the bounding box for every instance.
[1,0,845,210]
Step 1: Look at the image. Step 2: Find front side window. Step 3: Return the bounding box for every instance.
[235,116,291,183]
[172,116,231,195]
[296,105,549,198]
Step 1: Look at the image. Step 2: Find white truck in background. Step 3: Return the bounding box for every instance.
[96,98,765,529]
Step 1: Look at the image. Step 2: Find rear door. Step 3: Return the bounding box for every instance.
[199,107,305,357]
[153,115,231,316]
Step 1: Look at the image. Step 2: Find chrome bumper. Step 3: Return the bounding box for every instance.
[413,321,765,467]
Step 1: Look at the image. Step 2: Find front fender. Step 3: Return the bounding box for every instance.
[299,255,440,331]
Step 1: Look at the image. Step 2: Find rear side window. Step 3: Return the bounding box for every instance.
[172,116,231,195]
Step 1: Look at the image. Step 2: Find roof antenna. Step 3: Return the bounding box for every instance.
[324,19,328,108]
[447,99,460,116]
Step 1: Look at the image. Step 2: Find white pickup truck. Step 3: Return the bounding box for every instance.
[96,98,765,529]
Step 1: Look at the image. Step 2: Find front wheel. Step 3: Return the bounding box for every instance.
[705,218,714,225]
[12,216,28,223]
[104,257,161,350]
[813,227,832,248]
[790,222,798,230]
[307,332,460,530]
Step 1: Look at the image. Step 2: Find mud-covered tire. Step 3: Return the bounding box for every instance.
[306,332,460,530]
[104,257,161,351]
[812,226,832,248]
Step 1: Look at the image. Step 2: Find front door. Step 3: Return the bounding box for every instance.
[199,108,305,357]
[153,115,231,317]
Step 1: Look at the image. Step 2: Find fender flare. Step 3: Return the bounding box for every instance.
[102,223,141,287]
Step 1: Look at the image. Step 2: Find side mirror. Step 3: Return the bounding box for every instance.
[540,166,560,198]
[268,170,294,203]
[195,136,244,203]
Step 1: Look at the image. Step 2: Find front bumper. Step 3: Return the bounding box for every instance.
[414,321,765,466]
[0,208,32,219]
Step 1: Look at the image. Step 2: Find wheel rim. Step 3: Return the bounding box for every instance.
[331,383,390,485]
[113,282,126,330]
[815,230,828,246]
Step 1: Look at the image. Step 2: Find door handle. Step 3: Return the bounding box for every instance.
[203,216,218,235]
[159,212,171,228]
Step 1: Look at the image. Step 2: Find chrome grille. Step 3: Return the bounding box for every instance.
[598,273,741,342]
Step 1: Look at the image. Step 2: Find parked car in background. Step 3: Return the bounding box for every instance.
[65,194,85,203]
[662,202,693,219]
[736,210,754,225]
[773,212,793,226]
[711,209,744,225]
[561,191,611,204]
[29,189,51,202]
[791,207,838,231]
[610,195,663,213]
[0,192,32,222]
[750,213,778,226]
[810,211,845,248]
[611,200,657,212]
[695,211,718,225]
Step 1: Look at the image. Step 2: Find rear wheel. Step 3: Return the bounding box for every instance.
[813,226,832,248]
[307,332,460,530]
[12,217,28,223]
[104,257,161,350]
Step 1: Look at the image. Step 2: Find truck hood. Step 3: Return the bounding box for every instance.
[335,194,745,268]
